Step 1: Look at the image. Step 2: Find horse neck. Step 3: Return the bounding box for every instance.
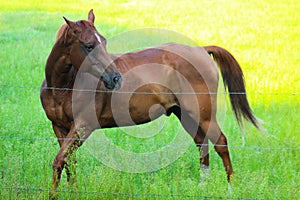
[45,39,77,89]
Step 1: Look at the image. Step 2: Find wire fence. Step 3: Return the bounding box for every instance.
[1,84,300,96]
[1,84,299,199]
[0,135,299,151]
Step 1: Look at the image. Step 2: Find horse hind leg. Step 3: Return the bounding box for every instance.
[170,97,233,181]
[169,106,210,178]
[194,131,210,178]
[192,127,209,168]
[200,120,233,182]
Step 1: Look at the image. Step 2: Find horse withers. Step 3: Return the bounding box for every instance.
[40,9,259,199]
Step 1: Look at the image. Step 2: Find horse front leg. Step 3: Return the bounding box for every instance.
[50,126,92,200]
[52,124,76,185]
[65,152,77,186]
[51,152,66,200]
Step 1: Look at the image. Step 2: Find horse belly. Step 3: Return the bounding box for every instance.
[108,92,169,127]
[129,101,166,125]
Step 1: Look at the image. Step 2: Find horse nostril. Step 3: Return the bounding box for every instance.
[113,75,121,83]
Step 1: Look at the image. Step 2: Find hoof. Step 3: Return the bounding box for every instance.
[228,183,233,195]
[199,164,210,182]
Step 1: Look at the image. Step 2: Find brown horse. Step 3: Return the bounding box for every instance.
[40,10,259,199]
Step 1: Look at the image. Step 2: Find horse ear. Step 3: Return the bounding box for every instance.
[63,17,76,29]
[88,9,95,23]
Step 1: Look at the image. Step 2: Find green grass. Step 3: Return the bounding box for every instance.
[0,0,299,199]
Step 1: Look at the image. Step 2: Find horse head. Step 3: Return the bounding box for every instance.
[63,9,122,90]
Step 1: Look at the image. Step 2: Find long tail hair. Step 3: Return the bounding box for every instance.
[204,46,260,129]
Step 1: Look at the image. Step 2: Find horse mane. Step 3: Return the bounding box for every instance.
[55,23,69,43]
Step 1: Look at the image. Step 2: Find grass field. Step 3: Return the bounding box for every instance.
[0,0,299,199]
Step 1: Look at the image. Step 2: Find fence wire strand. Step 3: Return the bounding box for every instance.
[1,84,299,96]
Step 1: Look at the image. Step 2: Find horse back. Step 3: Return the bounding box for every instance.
[113,42,218,92]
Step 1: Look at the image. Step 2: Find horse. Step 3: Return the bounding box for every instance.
[40,9,260,199]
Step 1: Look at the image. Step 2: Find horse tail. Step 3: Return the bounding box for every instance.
[203,45,260,129]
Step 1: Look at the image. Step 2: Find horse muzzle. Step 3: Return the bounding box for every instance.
[101,72,122,90]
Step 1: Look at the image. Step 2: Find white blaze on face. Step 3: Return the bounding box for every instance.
[95,33,102,44]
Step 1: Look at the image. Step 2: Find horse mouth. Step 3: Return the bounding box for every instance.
[103,81,122,90]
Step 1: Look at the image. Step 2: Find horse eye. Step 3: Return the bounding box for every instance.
[85,45,94,52]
